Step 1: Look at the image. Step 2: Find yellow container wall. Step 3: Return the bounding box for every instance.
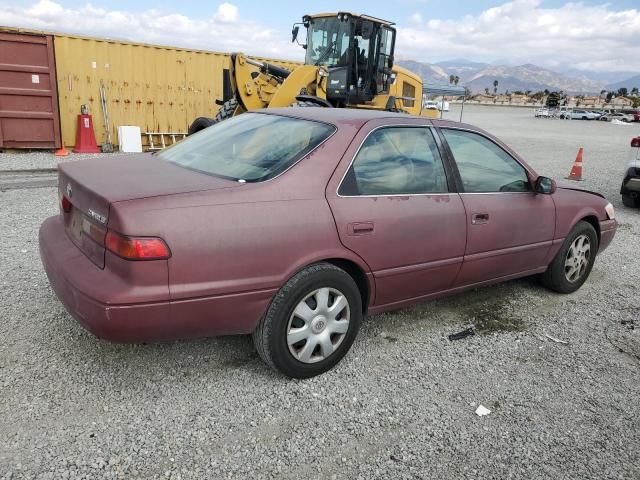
[52,35,301,147]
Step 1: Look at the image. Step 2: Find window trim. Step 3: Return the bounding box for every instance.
[437,126,534,195]
[336,124,454,198]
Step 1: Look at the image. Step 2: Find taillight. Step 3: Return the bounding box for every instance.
[631,137,640,148]
[105,231,171,260]
[61,195,72,213]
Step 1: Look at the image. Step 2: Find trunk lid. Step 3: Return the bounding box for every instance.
[59,153,236,268]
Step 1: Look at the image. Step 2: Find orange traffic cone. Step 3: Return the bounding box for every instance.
[55,146,69,157]
[565,147,584,181]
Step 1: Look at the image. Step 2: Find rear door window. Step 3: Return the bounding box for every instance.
[339,127,448,196]
[441,129,530,193]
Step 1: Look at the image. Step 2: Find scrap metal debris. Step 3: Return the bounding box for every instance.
[543,330,569,344]
[448,327,475,341]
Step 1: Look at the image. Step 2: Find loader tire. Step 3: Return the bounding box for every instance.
[214,98,239,123]
[291,100,325,108]
[187,117,215,135]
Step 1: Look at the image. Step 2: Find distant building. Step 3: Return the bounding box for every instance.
[509,94,528,104]
[580,96,602,107]
[470,94,495,103]
[610,96,633,107]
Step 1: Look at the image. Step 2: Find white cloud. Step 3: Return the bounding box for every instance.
[408,13,423,25]
[215,2,238,23]
[0,0,301,59]
[1,1,639,73]
[396,0,640,72]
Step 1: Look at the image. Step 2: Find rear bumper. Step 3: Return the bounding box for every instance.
[39,215,275,342]
[599,219,617,253]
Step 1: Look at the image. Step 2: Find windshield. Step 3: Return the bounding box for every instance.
[305,17,351,67]
[159,113,335,182]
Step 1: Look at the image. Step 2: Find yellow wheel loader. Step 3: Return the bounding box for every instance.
[188,12,424,133]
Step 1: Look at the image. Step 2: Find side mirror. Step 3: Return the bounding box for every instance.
[534,176,556,194]
[291,25,299,43]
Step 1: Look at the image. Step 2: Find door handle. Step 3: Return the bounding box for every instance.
[471,213,490,225]
[348,222,374,235]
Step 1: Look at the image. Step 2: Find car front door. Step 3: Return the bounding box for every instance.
[326,123,467,309]
[439,127,556,287]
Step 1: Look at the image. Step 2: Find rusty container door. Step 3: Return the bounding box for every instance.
[0,31,61,149]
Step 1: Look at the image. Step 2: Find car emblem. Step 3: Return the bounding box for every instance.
[88,209,107,224]
[65,183,72,198]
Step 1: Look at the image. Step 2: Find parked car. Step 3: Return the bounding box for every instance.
[566,109,600,120]
[39,109,617,378]
[535,108,551,118]
[423,100,439,110]
[600,112,635,122]
[621,136,640,207]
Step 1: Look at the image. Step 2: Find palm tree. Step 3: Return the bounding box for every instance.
[454,76,460,86]
[485,87,490,95]
[449,74,455,85]
[493,79,499,94]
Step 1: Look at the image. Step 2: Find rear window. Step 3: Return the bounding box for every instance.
[159,113,335,182]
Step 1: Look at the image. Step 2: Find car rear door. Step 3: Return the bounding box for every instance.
[438,127,556,287]
[326,120,467,309]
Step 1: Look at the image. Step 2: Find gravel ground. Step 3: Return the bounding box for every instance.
[1,105,639,479]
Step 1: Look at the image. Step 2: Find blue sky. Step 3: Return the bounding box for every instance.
[1,0,639,72]
[7,0,640,25]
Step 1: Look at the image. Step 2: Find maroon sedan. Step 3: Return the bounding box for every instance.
[39,108,617,378]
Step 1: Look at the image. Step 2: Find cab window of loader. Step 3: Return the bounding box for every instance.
[306,18,351,67]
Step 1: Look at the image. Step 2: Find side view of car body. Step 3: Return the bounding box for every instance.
[39,109,617,378]
[535,108,551,118]
[566,109,600,120]
[621,136,640,208]
[600,112,635,122]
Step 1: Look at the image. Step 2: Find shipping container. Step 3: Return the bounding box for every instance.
[0,31,61,149]
[0,27,302,149]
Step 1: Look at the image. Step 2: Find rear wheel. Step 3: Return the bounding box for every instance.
[253,263,362,378]
[187,117,215,135]
[622,193,639,208]
[538,221,598,293]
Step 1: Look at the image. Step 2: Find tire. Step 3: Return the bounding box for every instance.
[187,117,215,135]
[214,98,239,123]
[538,221,598,294]
[622,193,639,208]
[252,262,362,378]
[290,100,325,108]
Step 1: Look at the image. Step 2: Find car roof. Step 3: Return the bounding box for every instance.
[259,107,422,127]
[257,107,484,133]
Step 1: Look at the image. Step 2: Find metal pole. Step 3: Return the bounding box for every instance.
[459,94,466,122]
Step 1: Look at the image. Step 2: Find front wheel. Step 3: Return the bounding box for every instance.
[538,221,598,293]
[253,263,362,378]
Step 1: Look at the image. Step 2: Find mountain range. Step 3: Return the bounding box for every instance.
[397,59,640,94]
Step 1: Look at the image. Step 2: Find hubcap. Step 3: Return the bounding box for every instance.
[286,287,350,364]
[564,234,591,283]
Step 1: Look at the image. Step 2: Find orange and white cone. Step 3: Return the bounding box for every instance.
[54,146,69,157]
[565,147,584,181]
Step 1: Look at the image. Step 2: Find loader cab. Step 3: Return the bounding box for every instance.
[299,13,396,106]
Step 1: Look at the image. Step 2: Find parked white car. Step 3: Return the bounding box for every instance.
[601,112,635,123]
[566,109,600,120]
[535,108,551,118]
[621,136,640,208]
